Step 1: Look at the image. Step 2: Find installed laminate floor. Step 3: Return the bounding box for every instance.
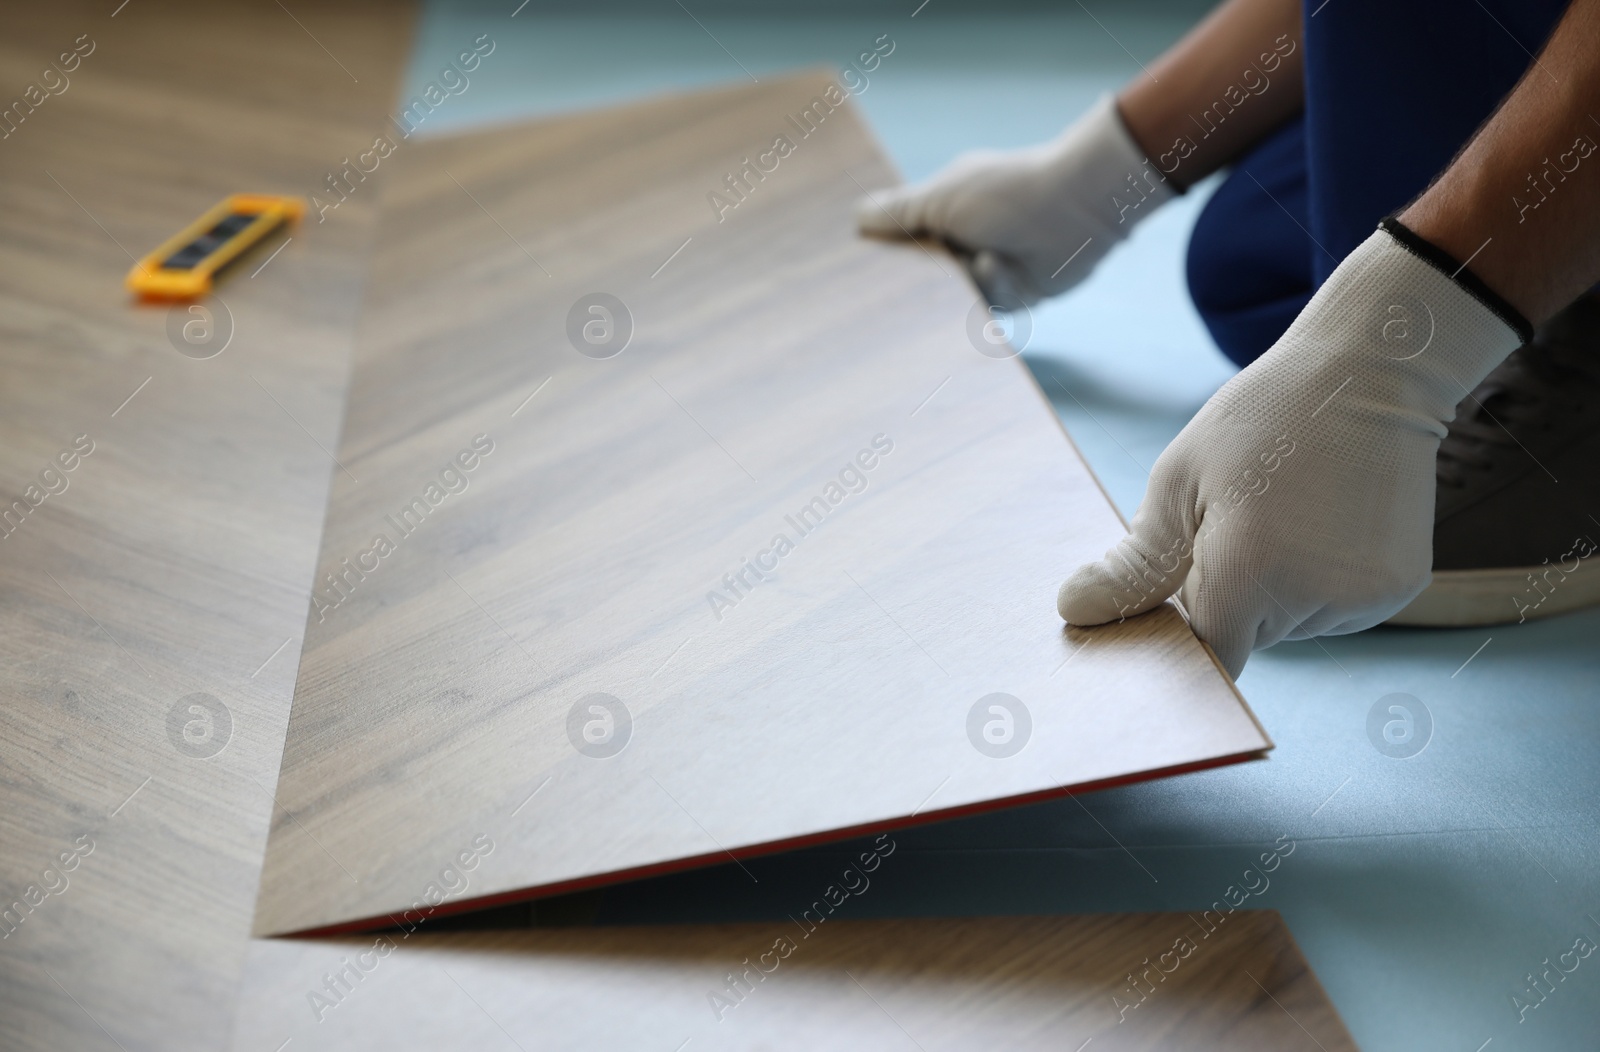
[232,911,1355,1051]
[0,2,412,1048]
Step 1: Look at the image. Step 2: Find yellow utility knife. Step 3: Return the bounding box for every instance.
[127,193,304,299]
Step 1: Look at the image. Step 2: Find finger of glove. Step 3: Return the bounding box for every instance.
[1180,556,1316,681]
[1058,479,1197,627]
[855,186,929,238]
[1179,568,1266,681]
[969,249,1041,310]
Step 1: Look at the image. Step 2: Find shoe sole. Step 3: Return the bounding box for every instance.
[1388,565,1600,627]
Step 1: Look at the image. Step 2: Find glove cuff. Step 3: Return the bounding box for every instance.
[1213,224,1526,442]
[1378,216,1534,344]
[1349,223,1527,406]
[1051,94,1178,240]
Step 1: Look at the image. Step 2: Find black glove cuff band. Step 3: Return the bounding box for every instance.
[1376,214,1536,342]
[1378,216,1534,344]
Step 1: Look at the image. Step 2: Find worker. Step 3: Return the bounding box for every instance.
[858,0,1600,676]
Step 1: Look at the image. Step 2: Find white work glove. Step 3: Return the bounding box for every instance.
[855,95,1174,306]
[1058,224,1524,678]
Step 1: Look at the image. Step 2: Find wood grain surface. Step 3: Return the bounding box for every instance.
[232,911,1355,1051]
[0,3,414,1049]
[254,72,1271,937]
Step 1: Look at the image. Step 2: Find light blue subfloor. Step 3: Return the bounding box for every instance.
[404,7,1600,1049]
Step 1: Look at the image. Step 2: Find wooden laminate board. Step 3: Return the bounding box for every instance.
[0,3,413,1049]
[256,73,1270,937]
[233,911,1355,1050]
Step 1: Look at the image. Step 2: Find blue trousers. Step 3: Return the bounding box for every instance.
[1187,0,1572,367]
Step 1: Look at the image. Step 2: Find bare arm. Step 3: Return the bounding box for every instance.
[1400,0,1600,325]
[1116,0,1304,190]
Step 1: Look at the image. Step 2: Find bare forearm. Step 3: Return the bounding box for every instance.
[1400,0,1600,325]
[1115,0,1303,190]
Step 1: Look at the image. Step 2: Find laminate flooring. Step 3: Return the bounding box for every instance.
[254,71,1269,937]
[231,911,1355,1051]
[0,2,414,1048]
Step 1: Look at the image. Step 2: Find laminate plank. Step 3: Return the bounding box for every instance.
[256,73,1270,936]
[0,3,414,1049]
[231,911,1355,1050]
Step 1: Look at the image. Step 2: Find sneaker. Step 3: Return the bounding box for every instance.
[1389,293,1600,627]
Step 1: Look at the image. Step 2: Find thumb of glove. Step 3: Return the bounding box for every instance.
[969,249,1042,310]
[855,187,920,238]
[1058,484,1196,626]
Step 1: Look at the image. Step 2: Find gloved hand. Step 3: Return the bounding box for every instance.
[1058,223,1526,677]
[855,96,1173,306]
